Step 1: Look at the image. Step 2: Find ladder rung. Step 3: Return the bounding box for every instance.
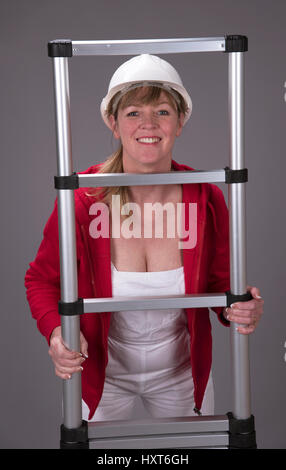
[83,293,226,313]
[71,37,226,56]
[88,414,229,439]
[89,433,229,449]
[78,169,226,188]
[88,415,229,449]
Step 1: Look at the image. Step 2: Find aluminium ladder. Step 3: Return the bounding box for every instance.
[48,35,256,449]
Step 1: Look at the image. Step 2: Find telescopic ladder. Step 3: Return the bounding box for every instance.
[48,35,256,449]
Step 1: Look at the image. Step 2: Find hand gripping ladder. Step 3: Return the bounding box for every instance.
[48,36,256,449]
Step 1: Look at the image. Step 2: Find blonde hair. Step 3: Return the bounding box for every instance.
[85,86,187,218]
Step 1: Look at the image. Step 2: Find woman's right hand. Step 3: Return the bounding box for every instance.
[48,326,88,380]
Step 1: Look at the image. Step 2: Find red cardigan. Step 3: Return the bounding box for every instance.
[25,159,230,419]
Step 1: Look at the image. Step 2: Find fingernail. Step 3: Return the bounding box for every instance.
[67,375,72,380]
[230,303,236,309]
[256,295,262,299]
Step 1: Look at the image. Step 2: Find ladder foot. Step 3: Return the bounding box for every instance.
[60,420,89,449]
[227,412,257,449]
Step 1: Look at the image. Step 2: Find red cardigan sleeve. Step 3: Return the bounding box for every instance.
[206,184,231,327]
[25,200,63,344]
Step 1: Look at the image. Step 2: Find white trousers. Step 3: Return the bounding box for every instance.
[82,365,214,422]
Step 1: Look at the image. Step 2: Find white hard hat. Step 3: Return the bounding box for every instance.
[100,54,192,129]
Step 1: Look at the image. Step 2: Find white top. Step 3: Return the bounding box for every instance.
[107,262,191,375]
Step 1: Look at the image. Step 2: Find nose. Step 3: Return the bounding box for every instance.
[140,111,158,128]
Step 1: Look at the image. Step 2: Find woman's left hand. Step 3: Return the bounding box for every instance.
[223,285,264,335]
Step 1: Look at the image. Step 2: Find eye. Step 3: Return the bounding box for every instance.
[158,110,170,116]
[127,111,138,117]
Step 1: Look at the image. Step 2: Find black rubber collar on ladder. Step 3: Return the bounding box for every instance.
[227,412,257,449]
[224,35,248,52]
[58,299,84,316]
[224,167,248,184]
[225,291,253,307]
[60,420,89,449]
[54,173,79,190]
[48,40,73,57]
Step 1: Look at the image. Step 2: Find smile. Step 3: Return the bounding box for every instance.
[136,137,161,144]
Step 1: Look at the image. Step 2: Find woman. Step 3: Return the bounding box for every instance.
[25,54,264,421]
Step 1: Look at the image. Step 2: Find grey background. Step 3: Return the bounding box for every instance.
[1,0,285,449]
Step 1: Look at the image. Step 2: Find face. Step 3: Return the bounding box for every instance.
[108,89,184,169]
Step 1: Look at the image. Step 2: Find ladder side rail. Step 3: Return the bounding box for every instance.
[52,56,82,430]
[228,51,251,420]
